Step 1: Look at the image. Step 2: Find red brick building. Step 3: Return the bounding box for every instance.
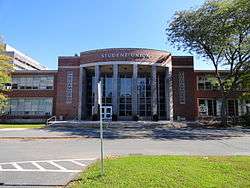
[1,48,249,122]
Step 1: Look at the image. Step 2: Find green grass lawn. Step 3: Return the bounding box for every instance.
[0,124,45,129]
[71,156,250,188]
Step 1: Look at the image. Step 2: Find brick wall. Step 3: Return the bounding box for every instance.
[172,56,197,120]
[55,58,80,120]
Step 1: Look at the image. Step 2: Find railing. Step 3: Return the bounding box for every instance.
[46,116,57,126]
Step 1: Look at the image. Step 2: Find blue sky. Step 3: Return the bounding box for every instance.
[0,0,212,70]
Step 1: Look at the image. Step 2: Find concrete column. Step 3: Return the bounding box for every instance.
[82,68,87,119]
[151,65,157,116]
[112,64,118,116]
[78,67,83,120]
[93,65,100,115]
[164,67,169,120]
[165,67,173,121]
[132,64,138,116]
[168,66,174,121]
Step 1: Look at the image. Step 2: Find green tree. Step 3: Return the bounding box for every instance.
[0,39,13,113]
[166,0,250,125]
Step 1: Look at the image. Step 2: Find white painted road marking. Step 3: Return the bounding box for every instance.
[12,163,23,170]
[71,160,86,167]
[0,158,96,173]
[31,162,46,171]
[47,161,67,170]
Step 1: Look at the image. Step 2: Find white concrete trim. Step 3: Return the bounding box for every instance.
[168,66,174,121]
[80,61,172,68]
[172,66,193,68]
[78,67,83,120]
[58,66,79,69]
[14,70,57,73]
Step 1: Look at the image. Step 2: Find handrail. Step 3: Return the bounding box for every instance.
[46,116,57,126]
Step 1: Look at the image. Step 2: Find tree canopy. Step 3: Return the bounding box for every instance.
[167,0,249,88]
[166,0,250,123]
[167,0,249,64]
[0,39,13,113]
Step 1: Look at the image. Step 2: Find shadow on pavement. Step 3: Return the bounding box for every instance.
[44,123,250,141]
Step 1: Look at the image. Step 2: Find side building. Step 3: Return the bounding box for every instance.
[1,70,57,123]
[0,48,249,123]
[4,44,47,70]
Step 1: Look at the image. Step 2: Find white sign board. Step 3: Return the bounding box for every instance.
[98,82,102,105]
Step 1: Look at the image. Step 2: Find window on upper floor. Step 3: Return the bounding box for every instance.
[11,75,54,90]
[197,76,219,90]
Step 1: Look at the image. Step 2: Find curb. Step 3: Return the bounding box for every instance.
[0,136,85,140]
[0,135,154,140]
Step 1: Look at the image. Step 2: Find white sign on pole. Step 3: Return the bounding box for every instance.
[98,81,104,175]
[98,82,102,105]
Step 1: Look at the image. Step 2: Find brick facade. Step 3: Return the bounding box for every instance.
[1,48,246,122]
[55,57,80,119]
[171,56,197,120]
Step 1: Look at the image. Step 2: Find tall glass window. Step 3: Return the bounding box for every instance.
[101,75,113,106]
[119,75,132,116]
[86,69,95,118]
[137,75,151,117]
[157,74,166,117]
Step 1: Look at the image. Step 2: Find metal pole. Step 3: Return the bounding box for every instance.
[98,81,104,175]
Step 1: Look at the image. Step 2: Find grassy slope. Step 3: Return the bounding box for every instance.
[71,156,250,188]
[0,124,45,129]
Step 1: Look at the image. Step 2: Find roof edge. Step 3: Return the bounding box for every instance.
[80,48,170,56]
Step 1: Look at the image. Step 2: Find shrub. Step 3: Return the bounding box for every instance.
[239,113,250,127]
[92,114,99,121]
[112,114,118,121]
[152,114,158,121]
[132,115,139,121]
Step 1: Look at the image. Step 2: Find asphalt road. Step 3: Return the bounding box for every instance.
[0,127,250,187]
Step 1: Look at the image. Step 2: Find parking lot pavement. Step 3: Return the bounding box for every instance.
[0,126,249,187]
[0,158,96,188]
